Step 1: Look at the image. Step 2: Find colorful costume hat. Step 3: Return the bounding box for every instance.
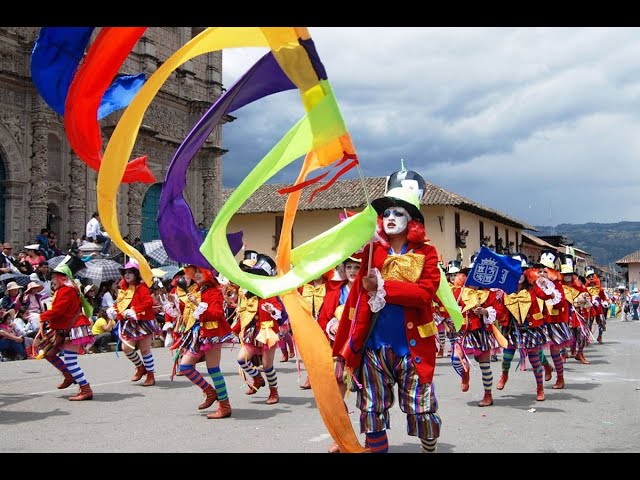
[250,253,277,277]
[447,260,461,274]
[240,249,259,271]
[119,258,140,274]
[511,252,530,269]
[559,252,575,275]
[538,249,559,270]
[371,161,426,224]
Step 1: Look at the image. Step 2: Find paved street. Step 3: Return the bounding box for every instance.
[1,317,639,453]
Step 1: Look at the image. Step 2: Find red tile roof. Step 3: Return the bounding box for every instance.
[222,176,536,230]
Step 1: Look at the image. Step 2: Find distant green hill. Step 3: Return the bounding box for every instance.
[533,222,640,268]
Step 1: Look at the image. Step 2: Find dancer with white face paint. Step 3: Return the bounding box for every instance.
[110,259,159,386]
[332,164,444,454]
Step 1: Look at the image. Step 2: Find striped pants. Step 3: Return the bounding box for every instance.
[356,345,441,440]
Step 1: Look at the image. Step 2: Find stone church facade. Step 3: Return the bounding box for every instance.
[0,27,225,249]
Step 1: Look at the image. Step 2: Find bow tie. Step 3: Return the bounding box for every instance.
[460,288,490,313]
[381,253,425,283]
[503,290,532,324]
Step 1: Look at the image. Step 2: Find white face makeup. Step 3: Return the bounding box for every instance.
[194,270,203,284]
[344,261,361,282]
[124,270,136,283]
[383,206,410,235]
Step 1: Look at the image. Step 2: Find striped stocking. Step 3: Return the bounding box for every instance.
[264,366,278,388]
[179,364,209,390]
[125,350,143,368]
[142,352,155,373]
[208,366,229,401]
[527,349,543,386]
[63,350,88,386]
[479,361,493,391]
[366,431,389,453]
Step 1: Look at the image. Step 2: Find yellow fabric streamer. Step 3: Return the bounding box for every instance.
[98,27,272,286]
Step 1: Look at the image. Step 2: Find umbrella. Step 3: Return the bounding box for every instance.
[76,258,123,285]
[143,239,179,266]
[47,255,67,269]
[0,272,31,294]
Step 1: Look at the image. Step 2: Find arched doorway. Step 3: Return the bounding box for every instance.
[47,203,61,236]
[0,154,5,242]
[141,183,162,242]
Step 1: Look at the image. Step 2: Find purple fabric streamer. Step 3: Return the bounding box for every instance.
[158,51,296,269]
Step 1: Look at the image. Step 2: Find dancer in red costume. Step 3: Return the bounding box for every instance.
[34,255,95,400]
[232,253,285,405]
[584,266,607,344]
[558,252,592,365]
[332,165,443,453]
[108,259,159,386]
[170,265,235,418]
[497,254,561,401]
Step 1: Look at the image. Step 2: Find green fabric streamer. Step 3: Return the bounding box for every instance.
[435,267,463,331]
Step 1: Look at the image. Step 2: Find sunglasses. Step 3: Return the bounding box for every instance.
[382,209,406,218]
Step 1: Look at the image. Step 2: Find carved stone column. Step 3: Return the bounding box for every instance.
[68,152,88,237]
[127,182,146,240]
[201,153,220,226]
[29,102,50,238]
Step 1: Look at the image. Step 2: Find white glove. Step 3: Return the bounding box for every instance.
[193,302,209,320]
[162,321,174,332]
[162,302,177,317]
[123,308,138,321]
[482,306,497,325]
[326,317,339,341]
[261,302,282,321]
[106,307,118,320]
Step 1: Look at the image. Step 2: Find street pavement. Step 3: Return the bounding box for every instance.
[1,317,639,453]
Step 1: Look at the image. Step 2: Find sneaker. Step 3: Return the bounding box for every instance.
[490,355,499,362]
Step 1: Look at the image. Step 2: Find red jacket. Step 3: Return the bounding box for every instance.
[458,288,506,331]
[317,281,348,334]
[40,285,91,330]
[199,285,231,338]
[332,241,441,385]
[116,283,155,321]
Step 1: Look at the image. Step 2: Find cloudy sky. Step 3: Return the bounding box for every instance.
[219,27,640,227]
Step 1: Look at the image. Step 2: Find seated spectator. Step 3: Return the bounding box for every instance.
[10,306,37,357]
[90,308,117,353]
[83,284,101,317]
[47,231,64,257]
[19,281,48,316]
[35,228,54,259]
[0,308,27,361]
[100,280,118,309]
[68,231,82,253]
[14,250,34,275]
[24,245,46,268]
[31,261,52,298]
[1,281,23,310]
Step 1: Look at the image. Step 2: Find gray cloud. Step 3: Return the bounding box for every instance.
[219,27,640,226]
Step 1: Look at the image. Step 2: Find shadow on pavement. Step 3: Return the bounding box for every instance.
[0,407,69,425]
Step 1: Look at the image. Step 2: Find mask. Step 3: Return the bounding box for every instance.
[383,207,409,235]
